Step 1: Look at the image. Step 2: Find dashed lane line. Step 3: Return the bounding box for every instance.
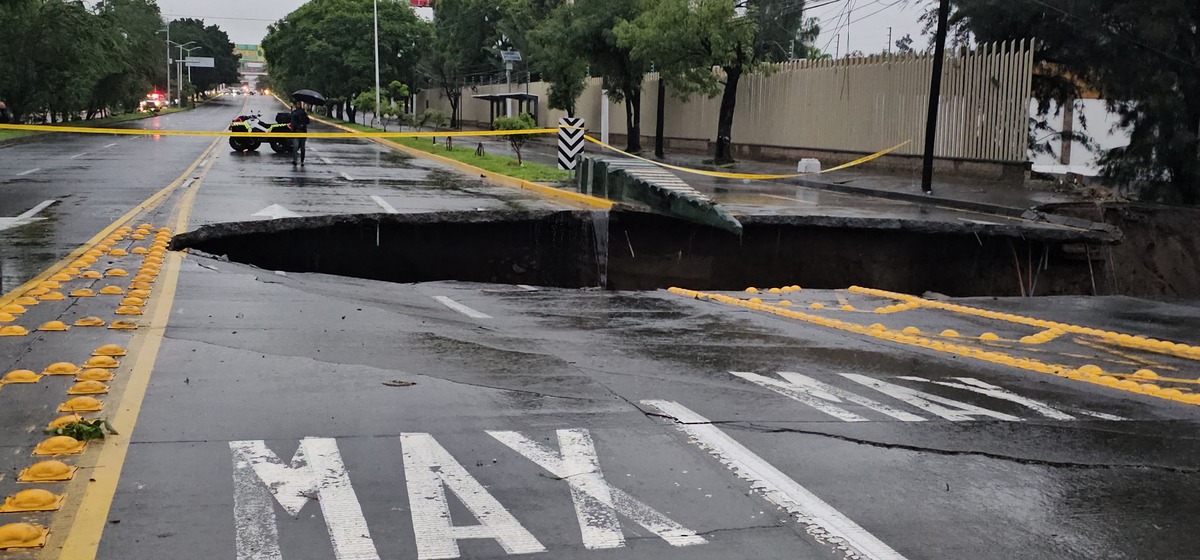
[369,195,398,214]
[340,171,355,181]
[103,143,117,148]
[16,167,41,176]
[643,400,910,560]
[70,153,88,159]
[432,296,492,319]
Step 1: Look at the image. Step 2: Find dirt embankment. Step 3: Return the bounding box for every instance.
[1047,202,1200,298]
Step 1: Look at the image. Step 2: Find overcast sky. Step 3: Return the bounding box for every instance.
[152,0,927,52]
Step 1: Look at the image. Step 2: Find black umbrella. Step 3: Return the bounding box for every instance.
[292,89,326,106]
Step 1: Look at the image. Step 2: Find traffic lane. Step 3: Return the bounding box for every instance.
[0,97,246,290]
[188,134,569,227]
[98,257,1200,559]
[98,258,829,560]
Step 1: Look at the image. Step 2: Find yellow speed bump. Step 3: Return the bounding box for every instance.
[134,228,151,235]
[38,291,65,301]
[43,362,81,376]
[24,288,49,298]
[143,256,163,265]
[1,370,41,384]
[128,289,151,299]
[32,436,86,456]
[99,286,125,295]
[13,296,38,306]
[76,369,114,382]
[0,312,13,323]
[131,247,149,254]
[131,276,155,284]
[0,522,49,549]
[108,320,138,330]
[36,321,69,332]
[49,272,72,282]
[58,396,103,412]
[84,249,103,257]
[83,356,119,369]
[18,460,77,482]
[137,223,153,229]
[0,326,30,337]
[0,304,25,315]
[70,288,96,297]
[109,248,128,257]
[69,259,90,268]
[47,415,82,429]
[115,305,143,315]
[0,489,64,513]
[60,267,81,275]
[67,381,109,395]
[119,297,145,307]
[130,233,145,240]
[37,280,60,289]
[74,316,105,327]
[810,303,825,309]
[105,268,128,277]
[80,270,102,279]
[92,344,127,357]
[979,332,1001,341]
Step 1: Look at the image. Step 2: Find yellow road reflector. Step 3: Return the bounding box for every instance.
[84,249,103,257]
[47,415,82,429]
[144,256,163,265]
[117,225,133,232]
[768,288,782,294]
[83,356,120,368]
[38,291,65,301]
[1078,364,1103,375]
[0,522,49,549]
[137,223,153,229]
[134,228,151,235]
[810,302,825,309]
[119,297,145,307]
[61,267,81,275]
[128,289,151,299]
[99,286,125,295]
[105,268,129,277]
[1,370,41,384]
[37,281,60,289]
[979,332,1000,341]
[76,369,114,382]
[0,312,13,323]
[37,321,69,332]
[96,244,112,252]
[43,362,81,376]
[13,296,38,306]
[93,344,127,357]
[131,247,149,254]
[116,305,143,315]
[130,281,154,290]
[841,305,857,311]
[49,272,73,282]
[33,436,86,456]
[24,288,50,298]
[18,460,77,482]
[108,320,138,330]
[78,254,98,265]
[0,326,30,337]
[67,381,109,395]
[1133,369,1159,379]
[70,259,91,268]
[0,304,26,314]
[157,227,173,234]
[80,270,102,279]
[130,233,146,240]
[58,396,103,412]
[109,248,129,257]
[0,489,64,513]
[778,300,792,306]
[71,289,97,298]
[132,274,155,283]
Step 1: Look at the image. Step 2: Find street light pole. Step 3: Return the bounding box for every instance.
[920,0,950,194]
[374,0,381,127]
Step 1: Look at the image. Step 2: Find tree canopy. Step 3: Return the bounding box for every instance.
[166,18,240,93]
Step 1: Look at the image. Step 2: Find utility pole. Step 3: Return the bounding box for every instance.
[920,0,950,194]
[887,27,892,55]
[373,0,381,127]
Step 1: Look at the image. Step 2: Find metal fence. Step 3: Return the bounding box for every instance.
[418,40,1035,163]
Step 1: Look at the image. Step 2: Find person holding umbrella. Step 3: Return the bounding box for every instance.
[289,90,324,166]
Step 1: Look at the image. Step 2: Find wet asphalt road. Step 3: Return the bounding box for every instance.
[0,94,1198,560]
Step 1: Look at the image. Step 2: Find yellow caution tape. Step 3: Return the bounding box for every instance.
[582,135,910,180]
[0,123,561,139]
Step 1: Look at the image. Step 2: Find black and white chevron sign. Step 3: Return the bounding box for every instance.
[557,117,585,170]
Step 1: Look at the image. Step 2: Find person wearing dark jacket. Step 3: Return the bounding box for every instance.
[289,102,311,165]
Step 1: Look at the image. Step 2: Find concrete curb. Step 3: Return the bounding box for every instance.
[307,112,613,211]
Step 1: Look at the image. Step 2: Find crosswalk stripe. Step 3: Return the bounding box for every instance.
[432,295,492,319]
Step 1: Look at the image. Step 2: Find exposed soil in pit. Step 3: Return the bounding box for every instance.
[171,209,1133,297]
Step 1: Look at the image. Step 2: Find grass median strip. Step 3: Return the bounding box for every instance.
[333,121,570,183]
[0,109,186,142]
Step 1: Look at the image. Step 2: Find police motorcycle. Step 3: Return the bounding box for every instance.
[228,111,296,154]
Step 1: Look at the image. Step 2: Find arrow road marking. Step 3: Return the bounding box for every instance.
[0,200,58,232]
[642,400,910,560]
[369,195,398,214]
[15,168,41,176]
[251,204,301,220]
[432,296,491,319]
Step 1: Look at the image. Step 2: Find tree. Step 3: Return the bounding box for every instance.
[616,0,763,164]
[525,2,589,116]
[949,0,1200,202]
[575,0,649,152]
[493,113,538,164]
[167,18,240,94]
[418,0,503,128]
[352,90,378,125]
[894,33,915,54]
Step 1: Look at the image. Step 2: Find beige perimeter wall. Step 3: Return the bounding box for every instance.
[416,40,1035,164]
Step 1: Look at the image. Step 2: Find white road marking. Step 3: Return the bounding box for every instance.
[251,204,301,219]
[897,376,1076,420]
[516,285,538,291]
[15,168,40,176]
[432,296,491,319]
[761,193,817,205]
[369,195,398,214]
[103,142,117,148]
[341,171,355,181]
[489,429,706,549]
[0,200,58,232]
[229,438,380,560]
[732,371,924,422]
[321,156,333,165]
[70,152,88,159]
[840,373,1021,421]
[643,400,910,560]
[401,433,547,559]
